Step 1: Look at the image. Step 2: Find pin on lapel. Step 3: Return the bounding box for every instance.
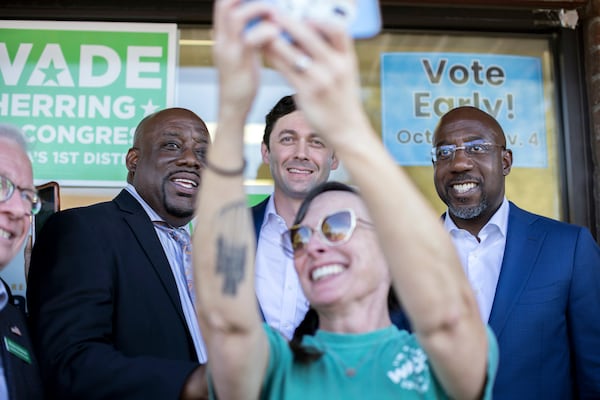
[10,326,22,336]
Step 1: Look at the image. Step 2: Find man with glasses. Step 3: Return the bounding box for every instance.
[431,105,600,399]
[0,124,43,399]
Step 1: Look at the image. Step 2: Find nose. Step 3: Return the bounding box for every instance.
[304,229,327,256]
[447,147,474,171]
[1,190,31,218]
[294,139,310,160]
[176,144,202,169]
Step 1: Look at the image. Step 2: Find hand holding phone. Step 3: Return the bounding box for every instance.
[246,0,381,39]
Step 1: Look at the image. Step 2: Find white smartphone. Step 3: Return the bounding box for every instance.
[247,0,382,39]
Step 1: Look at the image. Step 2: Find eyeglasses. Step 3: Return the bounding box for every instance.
[0,175,41,216]
[431,139,505,163]
[281,209,373,256]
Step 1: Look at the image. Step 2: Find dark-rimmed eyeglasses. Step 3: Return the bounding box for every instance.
[0,175,41,216]
[431,139,505,163]
[281,209,373,256]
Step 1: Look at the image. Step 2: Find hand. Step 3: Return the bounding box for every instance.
[180,365,209,400]
[212,0,280,117]
[259,13,369,146]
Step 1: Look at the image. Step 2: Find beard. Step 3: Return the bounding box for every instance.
[449,196,488,220]
[162,181,195,221]
[165,202,194,219]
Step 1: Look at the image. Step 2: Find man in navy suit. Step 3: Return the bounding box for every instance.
[251,95,339,339]
[431,106,600,399]
[0,124,43,399]
[27,108,210,399]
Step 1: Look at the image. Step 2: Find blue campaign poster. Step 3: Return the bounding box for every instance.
[381,53,547,167]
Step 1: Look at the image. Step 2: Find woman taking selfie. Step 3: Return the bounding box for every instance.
[192,1,498,399]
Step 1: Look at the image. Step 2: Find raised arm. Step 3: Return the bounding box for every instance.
[192,1,279,399]
[258,13,491,400]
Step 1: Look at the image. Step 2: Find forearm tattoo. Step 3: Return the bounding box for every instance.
[215,200,250,296]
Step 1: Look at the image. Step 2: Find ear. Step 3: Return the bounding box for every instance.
[126,148,139,174]
[261,142,270,165]
[330,152,339,170]
[502,148,513,176]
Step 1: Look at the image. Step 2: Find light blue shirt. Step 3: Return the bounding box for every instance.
[125,185,207,362]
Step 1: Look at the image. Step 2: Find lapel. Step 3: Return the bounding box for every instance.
[251,196,270,241]
[250,196,270,322]
[0,302,39,399]
[488,202,545,338]
[113,190,187,322]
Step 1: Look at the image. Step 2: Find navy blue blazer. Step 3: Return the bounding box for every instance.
[487,202,600,399]
[0,280,43,399]
[397,202,600,398]
[252,197,269,244]
[27,190,200,400]
[252,197,270,322]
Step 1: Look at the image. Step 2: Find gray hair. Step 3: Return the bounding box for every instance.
[0,124,27,151]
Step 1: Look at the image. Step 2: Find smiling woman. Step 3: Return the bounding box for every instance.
[192,2,497,399]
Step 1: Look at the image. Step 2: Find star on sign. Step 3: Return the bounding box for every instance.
[140,99,160,116]
[40,64,64,85]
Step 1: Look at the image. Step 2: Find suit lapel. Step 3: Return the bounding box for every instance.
[250,196,270,322]
[251,196,269,241]
[0,303,39,399]
[488,203,545,338]
[114,190,187,321]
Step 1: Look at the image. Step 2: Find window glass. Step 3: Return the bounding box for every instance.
[178,27,560,218]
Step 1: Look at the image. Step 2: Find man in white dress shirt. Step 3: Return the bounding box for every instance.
[430,105,600,399]
[251,95,338,339]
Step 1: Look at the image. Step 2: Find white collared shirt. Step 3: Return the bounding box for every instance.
[255,196,309,340]
[125,185,207,362]
[443,197,509,322]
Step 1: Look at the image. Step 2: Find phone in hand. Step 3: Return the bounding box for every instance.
[246,0,382,39]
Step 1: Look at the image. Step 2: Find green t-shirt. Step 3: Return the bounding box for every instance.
[260,324,498,399]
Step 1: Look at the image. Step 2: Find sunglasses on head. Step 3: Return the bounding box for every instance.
[281,209,373,256]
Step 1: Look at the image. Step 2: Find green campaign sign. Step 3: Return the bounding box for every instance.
[0,21,177,186]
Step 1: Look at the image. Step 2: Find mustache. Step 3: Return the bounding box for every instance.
[166,169,201,179]
[285,161,316,170]
[448,174,482,185]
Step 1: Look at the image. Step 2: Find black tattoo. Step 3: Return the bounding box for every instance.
[215,200,249,296]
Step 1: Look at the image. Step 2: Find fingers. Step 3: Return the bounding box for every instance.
[214,0,278,42]
[263,14,357,89]
[274,12,351,63]
[212,0,279,113]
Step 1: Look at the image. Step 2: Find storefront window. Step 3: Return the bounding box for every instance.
[178,27,561,218]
